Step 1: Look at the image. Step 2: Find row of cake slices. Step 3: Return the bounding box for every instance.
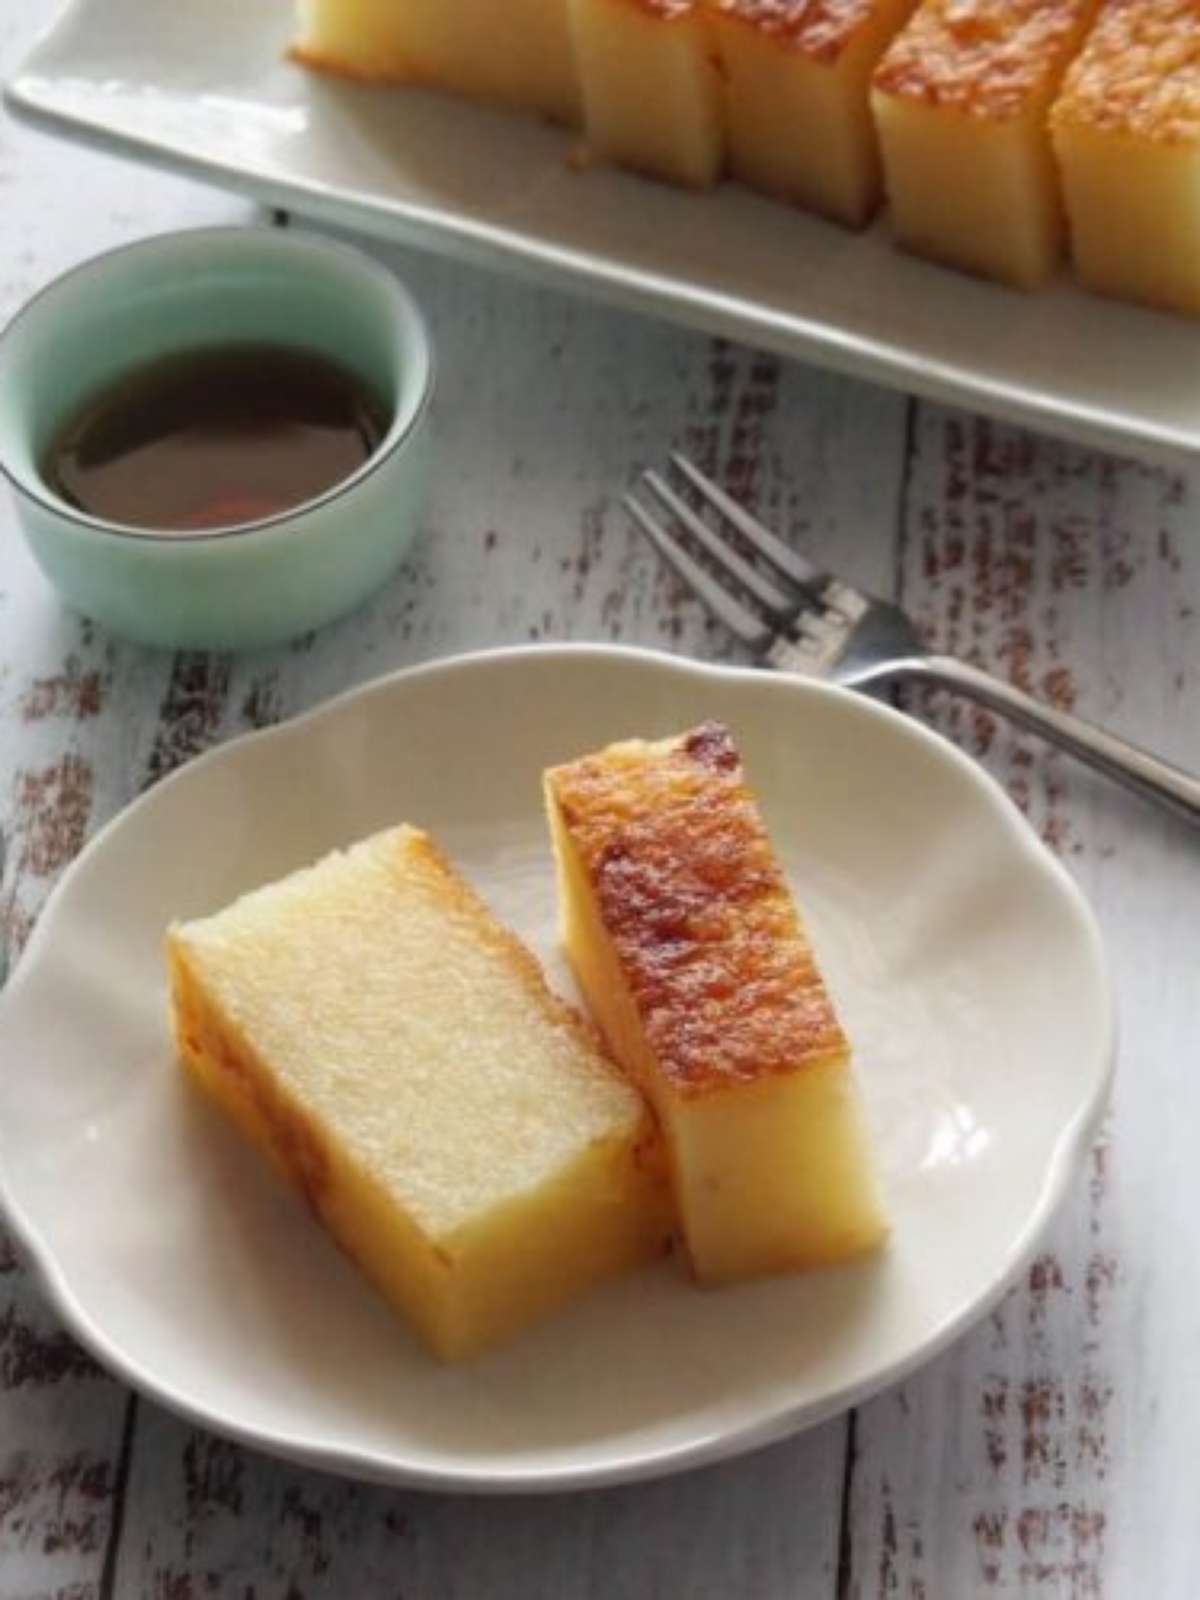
[294,0,1200,317]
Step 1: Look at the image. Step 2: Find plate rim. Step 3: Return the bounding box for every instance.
[0,642,1117,1493]
[4,0,1195,469]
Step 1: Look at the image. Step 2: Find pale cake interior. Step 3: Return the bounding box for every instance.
[294,0,581,122]
[567,0,725,187]
[872,98,1071,289]
[1054,136,1200,316]
[545,729,887,1285]
[169,826,668,1362]
[872,0,1101,290]
[1051,0,1200,316]
[709,0,920,227]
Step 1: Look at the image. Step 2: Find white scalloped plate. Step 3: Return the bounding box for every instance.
[7,0,1200,462]
[0,646,1113,1491]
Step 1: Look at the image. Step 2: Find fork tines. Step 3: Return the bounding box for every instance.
[624,454,827,650]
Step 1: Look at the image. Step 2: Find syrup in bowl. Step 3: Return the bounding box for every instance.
[43,342,390,533]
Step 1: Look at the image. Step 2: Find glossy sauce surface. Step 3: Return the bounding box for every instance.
[45,343,389,533]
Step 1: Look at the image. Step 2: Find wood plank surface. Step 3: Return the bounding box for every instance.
[847,416,1200,1598]
[0,7,251,1596]
[3,0,1200,1594]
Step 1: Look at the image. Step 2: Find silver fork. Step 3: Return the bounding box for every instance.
[626,453,1200,828]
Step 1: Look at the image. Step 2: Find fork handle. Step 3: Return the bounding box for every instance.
[886,653,1200,828]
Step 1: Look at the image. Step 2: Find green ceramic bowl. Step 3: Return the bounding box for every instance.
[0,227,433,651]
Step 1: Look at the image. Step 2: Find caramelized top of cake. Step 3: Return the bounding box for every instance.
[873,0,1096,117]
[1051,0,1200,144]
[712,0,894,62]
[547,723,847,1097]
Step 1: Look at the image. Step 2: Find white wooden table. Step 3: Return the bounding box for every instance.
[3,5,1199,1595]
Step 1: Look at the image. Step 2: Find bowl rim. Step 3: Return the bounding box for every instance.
[0,223,435,545]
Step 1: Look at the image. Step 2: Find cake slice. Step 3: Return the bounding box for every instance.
[168,826,669,1361]
[871,0,1101,288]
[292,0,581,124]
[705,0,920,226]
[1050,0,1200,316]
[568,0,724,187]
[544,723,886,1284]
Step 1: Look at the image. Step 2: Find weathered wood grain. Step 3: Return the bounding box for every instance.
[115,1412,847,1600]
[845,412,1200,1599]
[0,7,254,1596]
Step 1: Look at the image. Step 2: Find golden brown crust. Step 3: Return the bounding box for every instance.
[292,41,547,95]
[289,42,420,84]
[547,723,847,1097]
[1051,0,1200,145]
[711,0,893,64]
[169,937,334,1212]
[873,0,1098,119]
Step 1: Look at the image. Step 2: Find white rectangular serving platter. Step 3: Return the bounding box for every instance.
[9,0,1200,466]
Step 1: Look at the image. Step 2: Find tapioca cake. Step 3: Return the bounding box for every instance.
[871,0,1101,288]
[544,723,886,1285]
[568,0,724,187]
[1051,0,1200,316]
[292,0,581,124]
[168,826,669,1362]
[705,0,920,226]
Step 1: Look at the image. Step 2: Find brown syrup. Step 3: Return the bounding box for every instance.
[45,343,389,533]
